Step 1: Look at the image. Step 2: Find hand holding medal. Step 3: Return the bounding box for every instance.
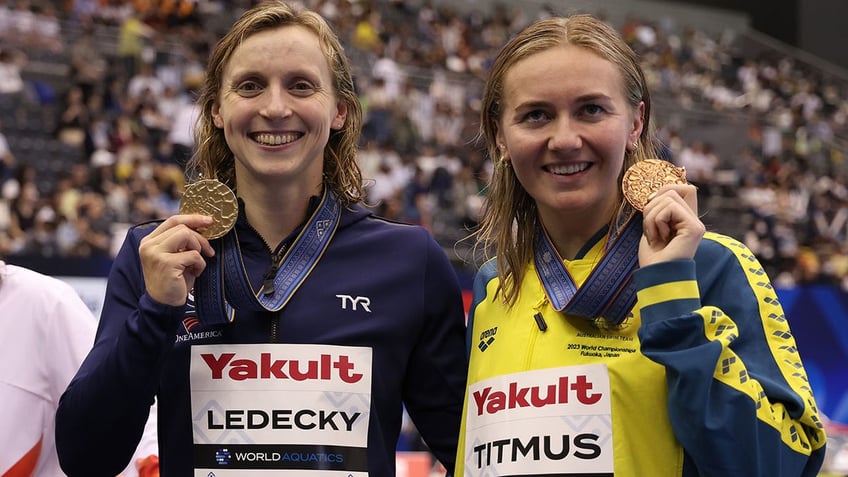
[622,159,705,267]
[137,179,237,307]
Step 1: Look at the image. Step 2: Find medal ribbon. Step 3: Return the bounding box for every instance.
[194,188,341,325]
[534,216,642,324]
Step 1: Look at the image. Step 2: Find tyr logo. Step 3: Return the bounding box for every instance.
[336,294,372,312]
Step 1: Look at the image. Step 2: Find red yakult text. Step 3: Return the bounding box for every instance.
[472,375,602,416]
[202,352,364,383]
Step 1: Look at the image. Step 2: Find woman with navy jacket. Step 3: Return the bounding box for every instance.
[56,2,467,475]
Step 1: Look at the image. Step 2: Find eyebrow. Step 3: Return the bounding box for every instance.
[512,99,549,110]
[572,92,614,103]
[512,92,613,110]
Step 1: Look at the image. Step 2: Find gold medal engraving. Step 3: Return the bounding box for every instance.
[622,159,688,211]
[179,179,238,239]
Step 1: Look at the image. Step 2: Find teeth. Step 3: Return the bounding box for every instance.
[253,133,299,145]
[547,163,589,175]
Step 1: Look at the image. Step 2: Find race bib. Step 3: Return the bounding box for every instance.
[190,344,372,476]
[463,364,613,476]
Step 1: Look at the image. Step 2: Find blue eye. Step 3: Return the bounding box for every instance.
[290,80,318,96]
[235,81,263,96]
[582,104,605,116]
[523,110,550,123]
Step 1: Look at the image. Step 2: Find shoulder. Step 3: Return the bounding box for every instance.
[700,231,750,254]
[343,205,438,248]
[2,262,75,294]
[113,219,164,259]
[696,231,758,270]
[0,263,91,316]
[695,231,773,296]
[470,258,500,305]
[125,219,164,240]
[474,258,499,287]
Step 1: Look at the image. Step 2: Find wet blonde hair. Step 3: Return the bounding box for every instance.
[475,14,659,305]
[189,0,364,206]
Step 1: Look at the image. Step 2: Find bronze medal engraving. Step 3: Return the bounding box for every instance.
[622,159,688,211]
[179,179,238,239]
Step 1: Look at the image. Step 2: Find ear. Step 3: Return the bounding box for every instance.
[332,100,348,130]
[494,123,507,157]
[628,101,646,150]
[211,102,224,129]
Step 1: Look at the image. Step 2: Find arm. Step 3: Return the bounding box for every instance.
[402,233,468,475]
[120,401,159,477]
[636,235,827,476]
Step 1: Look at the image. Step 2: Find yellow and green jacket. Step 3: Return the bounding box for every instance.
[457,231,826,477]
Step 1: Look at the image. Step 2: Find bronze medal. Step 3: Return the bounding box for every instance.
[622,159,688,211]
[179,179,238,239]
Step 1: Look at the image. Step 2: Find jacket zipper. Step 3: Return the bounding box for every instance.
[252,222,287,343]
[260,245,287,296]
[526,297,549,367]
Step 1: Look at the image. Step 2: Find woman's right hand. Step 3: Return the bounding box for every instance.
[138,215,216,306]
[638,184,705,268]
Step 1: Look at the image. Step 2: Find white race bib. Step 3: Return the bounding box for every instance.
[190,344,372,476]
[463,364,613,476]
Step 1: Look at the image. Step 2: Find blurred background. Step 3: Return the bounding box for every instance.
[0,0,846,474]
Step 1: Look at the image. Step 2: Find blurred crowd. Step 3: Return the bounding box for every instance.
[1,0,848,291]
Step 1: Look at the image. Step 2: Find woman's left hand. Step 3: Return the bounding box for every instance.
[638,183,705,267]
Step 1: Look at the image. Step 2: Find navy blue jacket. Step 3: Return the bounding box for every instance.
[56,203,468,477]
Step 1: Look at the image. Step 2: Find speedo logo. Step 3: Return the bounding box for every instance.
[478,327,498,352]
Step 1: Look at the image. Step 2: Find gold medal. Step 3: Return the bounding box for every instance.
[179,179,238,239]
[622,159,687,211]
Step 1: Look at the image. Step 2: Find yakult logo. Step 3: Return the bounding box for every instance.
[201,352,364,383]
[472,375,602,416]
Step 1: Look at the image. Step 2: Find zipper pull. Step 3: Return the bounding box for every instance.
[533,312,548,332]
[260,247,286,296]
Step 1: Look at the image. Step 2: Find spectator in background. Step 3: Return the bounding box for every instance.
[398,164,433,231]
[55,85,90,149]
[0,45,26,96]
[0,119,15,182]
[675,140,718,207]
[127,61,165,103]
[69,26,108,103]
[74,192,113,257]
[117,8,154,78]
[29,2,63,53]
[362,75,393,145]
[6,180,40,253]
[164,86,199,167]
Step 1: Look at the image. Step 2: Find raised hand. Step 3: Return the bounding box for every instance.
[638,183,705,267]
[138,215,216,306]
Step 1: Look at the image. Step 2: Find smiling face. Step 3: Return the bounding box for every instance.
[211,25,347,192]
[496,43,644,231]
